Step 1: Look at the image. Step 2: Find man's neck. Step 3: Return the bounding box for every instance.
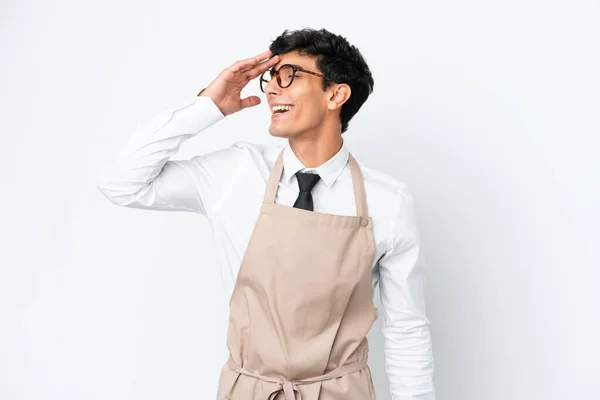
[288,134,343,169]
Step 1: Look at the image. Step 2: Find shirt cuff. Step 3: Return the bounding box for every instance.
[168,94,225,134]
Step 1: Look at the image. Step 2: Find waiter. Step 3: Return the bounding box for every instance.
[98,28,435,400]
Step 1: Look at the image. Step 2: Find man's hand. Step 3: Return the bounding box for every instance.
[199,50,280,116]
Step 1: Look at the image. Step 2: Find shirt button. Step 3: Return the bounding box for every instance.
[361,218,369,227]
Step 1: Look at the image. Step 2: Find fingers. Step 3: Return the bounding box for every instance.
[243,54,280,80]
[252,49,273,62]
[240,95,261,110]
[231,50,277,73]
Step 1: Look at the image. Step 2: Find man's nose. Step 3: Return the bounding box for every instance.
[264,77,281,95]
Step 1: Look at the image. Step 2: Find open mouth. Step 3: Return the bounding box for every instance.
[272,105,294,116]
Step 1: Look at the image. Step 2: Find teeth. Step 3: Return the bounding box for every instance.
[272,105,293,113]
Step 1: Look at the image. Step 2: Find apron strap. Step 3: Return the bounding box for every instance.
[263,150,285,205]
[263,148,368,217]
[348,154,368,217]
[227,355,369,400]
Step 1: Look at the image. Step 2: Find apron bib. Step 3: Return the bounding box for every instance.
[216,148,377,400]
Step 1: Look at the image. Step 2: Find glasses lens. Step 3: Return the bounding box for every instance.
[278,65,295,88]
[260,65,295,92]
[260,70,271,93]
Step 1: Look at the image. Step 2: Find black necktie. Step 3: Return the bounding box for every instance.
[293,172,321,211]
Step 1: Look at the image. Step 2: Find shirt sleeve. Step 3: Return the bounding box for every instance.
[377,187,436,400]
[97,94,246,216]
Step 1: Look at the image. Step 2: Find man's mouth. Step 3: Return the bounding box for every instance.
[271,105,294,115]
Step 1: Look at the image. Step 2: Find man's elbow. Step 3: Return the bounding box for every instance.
[96,174,140,207]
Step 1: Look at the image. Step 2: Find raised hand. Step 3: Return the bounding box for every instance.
[199,50,280,116]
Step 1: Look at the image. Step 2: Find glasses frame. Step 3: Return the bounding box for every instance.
[259,63,333,93]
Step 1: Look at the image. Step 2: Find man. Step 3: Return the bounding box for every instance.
[98,28,435,400]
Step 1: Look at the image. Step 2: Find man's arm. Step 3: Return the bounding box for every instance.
[378,187,436,400]
[97,50,281,216]
[97,94,233,215]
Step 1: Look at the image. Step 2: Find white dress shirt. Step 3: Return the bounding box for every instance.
[97,94,435,400]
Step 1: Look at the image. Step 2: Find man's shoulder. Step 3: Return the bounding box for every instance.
[353,157,408,200]
[228,140,286,166]
[348,157,414,234]
[227,139,284,152]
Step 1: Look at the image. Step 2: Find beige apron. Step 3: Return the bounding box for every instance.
[216,148,378,400]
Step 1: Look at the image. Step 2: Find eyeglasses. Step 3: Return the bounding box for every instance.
[259,63,332,93]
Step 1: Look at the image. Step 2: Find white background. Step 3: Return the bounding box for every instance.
[1,0,599,399]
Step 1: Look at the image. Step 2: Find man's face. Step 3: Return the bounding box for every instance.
[264,51,332,139]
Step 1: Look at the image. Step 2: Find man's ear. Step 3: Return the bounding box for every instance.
[327,84,352,111]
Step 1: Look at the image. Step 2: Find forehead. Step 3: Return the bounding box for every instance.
[274,50,318,70]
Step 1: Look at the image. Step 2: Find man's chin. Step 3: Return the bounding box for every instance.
[268,127,291,139]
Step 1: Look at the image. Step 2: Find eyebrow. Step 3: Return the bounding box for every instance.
[274,63,307,71]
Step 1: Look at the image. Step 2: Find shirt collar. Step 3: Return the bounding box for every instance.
[281,138,349,188]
